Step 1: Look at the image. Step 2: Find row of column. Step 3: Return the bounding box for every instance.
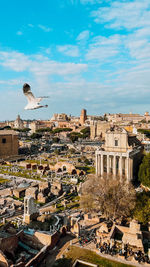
[96,153,133,181]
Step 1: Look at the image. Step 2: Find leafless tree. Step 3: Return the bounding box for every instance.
[80,176,136,221]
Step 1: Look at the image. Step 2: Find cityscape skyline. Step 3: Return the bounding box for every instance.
[0,0,150,120]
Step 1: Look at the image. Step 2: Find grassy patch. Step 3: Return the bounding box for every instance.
[64,246,133,267]
[76,166,95,174]
[87,166,95,174]
[66,202,79,210]
[0,177,10,183]
[0,167,44,181]
[26,159,48,164]
[12,195,24,201]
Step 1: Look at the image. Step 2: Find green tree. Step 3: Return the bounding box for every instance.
[84,158,90,165]
[138,153,150,187]
[52,137,60,143]
[3,126,11,130]
[69,132,81,142]
[54,149,60,155]
[134,192,150,224]
[52,127,72,134]
[137,129,150,138]
[13,128,31,133]
[80,127,90,138]
[36,128,52,133]
[30,133,42,139]
[21,128,31,132]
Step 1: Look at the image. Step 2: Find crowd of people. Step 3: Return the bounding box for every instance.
[97,242,150,264]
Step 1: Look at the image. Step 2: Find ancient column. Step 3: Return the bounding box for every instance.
[107,154,109,174]
[126,157,129,181]
[101,154,103,176]
[96,152,98,175]
[113,155,116,176]
[130,158,133,180]
[119,155,122,178]
[98,154,101,176]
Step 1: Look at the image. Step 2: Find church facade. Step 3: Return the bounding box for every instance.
[96,126,142,181]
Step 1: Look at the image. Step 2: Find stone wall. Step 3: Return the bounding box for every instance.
[0,235,18,256]
[0,250,9,267]
[25,245,49,267]
[90,122,111,140]
[54,162,76,174]
[0,132,18,158]
[34,231,59,248]
[13,188,26,198]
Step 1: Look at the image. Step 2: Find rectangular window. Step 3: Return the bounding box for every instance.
[2,138,6,144]
[115,140,118,146]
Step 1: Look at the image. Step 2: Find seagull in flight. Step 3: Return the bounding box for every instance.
[23,83,48,110]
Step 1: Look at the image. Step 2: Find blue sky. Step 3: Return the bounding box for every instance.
[0,0,150,120]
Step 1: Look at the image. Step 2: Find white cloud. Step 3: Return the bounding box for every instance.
[28,24,34,28]
[0,79,22,85]
[38,24,52,32]
[1,0,150,118]
[69,0,102,4]
[86,46,118,61]
[92,0,150,30]
[0,50,87,76]
[57,45,79,57]
[88,0,150,67]
[30,61,87,76]
[80,0,102,4]
[0,51,31,72]
[125,38,150,60]
[86,35,121,61]
[76,30,90,42]
[16,31,23,35]
[45,48,51,54]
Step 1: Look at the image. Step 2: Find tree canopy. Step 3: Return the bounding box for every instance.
[30,133,42,139]
[138,153,150,187]
[13,128,31,132]
[137,129,150,138]
[134,192,150,224]
[80,176,136,221]
[80,127,90,138]
[69,128,90,142]
[36,128,52,133]
[52,127,72,134]
[52,137,60,143]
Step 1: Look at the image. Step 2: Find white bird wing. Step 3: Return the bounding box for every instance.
[23,83,37,104]
[23,83,49,110]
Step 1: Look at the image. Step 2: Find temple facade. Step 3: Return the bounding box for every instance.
[96,126,142,181]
